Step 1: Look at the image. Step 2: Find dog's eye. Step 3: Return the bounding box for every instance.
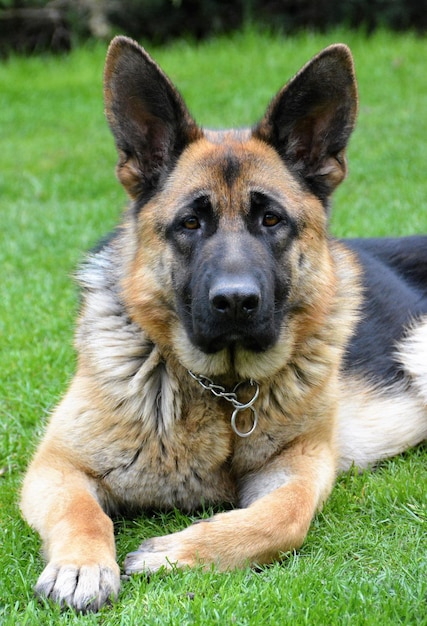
[182,216,201,230]
[262,212,281,227]
[251,192,283,228]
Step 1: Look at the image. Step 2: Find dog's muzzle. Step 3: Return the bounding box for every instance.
[190,273,276,353]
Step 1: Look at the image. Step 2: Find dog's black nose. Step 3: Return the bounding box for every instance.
[209,278,261,321]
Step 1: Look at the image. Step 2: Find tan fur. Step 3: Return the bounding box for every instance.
[20,38,427,613]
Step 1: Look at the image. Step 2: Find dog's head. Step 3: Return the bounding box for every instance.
[104,37,357,381]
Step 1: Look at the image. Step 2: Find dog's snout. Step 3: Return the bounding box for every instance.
[209,278,261,321]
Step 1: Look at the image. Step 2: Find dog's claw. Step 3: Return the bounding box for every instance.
[34,562,120,613]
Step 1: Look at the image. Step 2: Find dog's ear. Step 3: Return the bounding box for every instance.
[254,44,358,203]
[104,36,202,200]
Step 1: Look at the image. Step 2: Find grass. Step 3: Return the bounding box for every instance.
[1,27,427,625]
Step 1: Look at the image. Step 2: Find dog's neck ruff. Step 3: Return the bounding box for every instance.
[188,370,259,437]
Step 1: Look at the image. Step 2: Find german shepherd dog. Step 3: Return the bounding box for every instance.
[21,37,427,612]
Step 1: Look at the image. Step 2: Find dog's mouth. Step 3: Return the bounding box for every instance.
[173,316,290,382]
[191,329,275,355]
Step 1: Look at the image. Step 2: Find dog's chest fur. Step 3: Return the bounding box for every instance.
[89,384,297,513]
[96,410,237,512]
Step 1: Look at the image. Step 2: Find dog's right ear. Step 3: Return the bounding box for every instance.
[104,36,202,200]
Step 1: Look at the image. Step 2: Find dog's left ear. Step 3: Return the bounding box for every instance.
[254,44,358,203]
[104,36,202,200]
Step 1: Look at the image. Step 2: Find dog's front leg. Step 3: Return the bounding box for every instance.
[21,450,120,612]
[124,431,336,574]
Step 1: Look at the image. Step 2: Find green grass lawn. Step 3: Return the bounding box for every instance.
[1,28,426,625]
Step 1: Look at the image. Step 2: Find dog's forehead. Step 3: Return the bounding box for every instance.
[172,131,296,192]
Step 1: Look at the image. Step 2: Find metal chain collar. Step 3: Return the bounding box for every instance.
[188,370,260,438]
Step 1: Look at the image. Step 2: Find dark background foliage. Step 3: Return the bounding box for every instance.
[109,0,427,41]
[1,0,427,55]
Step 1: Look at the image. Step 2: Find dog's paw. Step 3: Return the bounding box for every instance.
[123,513,243,575]
[34,561,121,612]
[124,536,186,575]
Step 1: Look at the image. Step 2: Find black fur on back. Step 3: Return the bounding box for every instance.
[343,235,427,386]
